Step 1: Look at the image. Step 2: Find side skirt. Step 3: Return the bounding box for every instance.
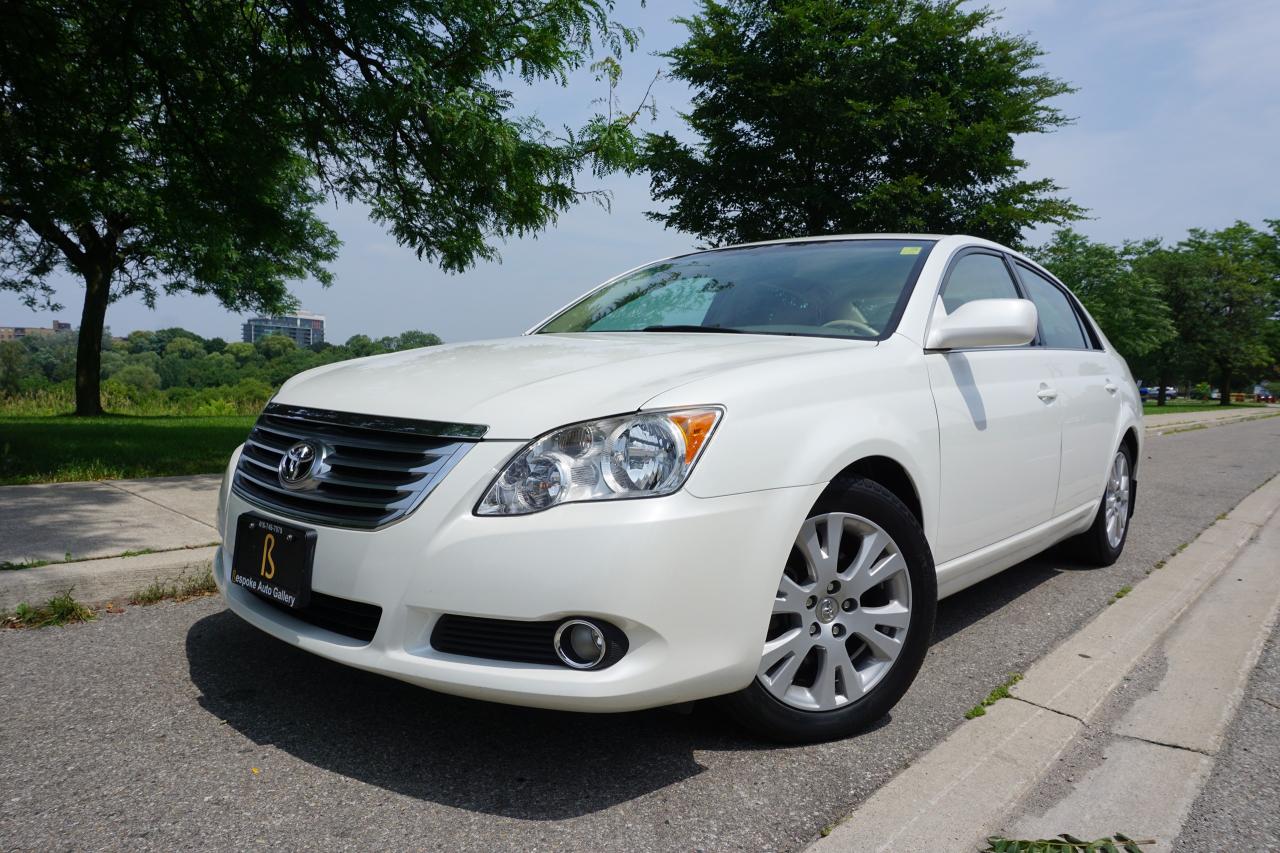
[935,501,1097,599]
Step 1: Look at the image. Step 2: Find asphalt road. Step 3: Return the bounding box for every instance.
[2,417,1279,852]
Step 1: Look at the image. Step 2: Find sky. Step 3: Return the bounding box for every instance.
[3,0,1277,344]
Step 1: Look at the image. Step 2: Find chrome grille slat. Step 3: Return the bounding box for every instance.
[256,419,434,455]
[324,452,443,473]
[232,403,484,530]
[243,437,286,459]
[236,467,404,509]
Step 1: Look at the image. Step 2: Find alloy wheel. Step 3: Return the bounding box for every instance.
[1104,451,1131,549]
[757,512,912,712]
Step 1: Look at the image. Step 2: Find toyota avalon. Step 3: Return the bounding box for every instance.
[213,234,1141,742]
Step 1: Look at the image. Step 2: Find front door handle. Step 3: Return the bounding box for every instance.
[1037,386,1058,402]
[1104,382,1118,394]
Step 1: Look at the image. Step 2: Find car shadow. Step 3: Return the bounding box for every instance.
[932,541,1102,644]
[186,610,719,820]
[185,543,1089,818]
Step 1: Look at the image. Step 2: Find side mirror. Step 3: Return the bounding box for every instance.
[925,298,1038,350]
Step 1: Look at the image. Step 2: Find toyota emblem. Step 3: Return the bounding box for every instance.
[279,441,320,489]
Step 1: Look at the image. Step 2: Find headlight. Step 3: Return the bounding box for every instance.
[476,407,723,516]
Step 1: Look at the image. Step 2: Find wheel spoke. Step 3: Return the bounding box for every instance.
[759,629,811,699]
[848,550,905,598]
[811,650,840,708]
[849,614,903,662]
[796,519,830,578]
[859,602,910,631]
[829,643,865,701]
[843,528,887,580]
[774,574,812,616]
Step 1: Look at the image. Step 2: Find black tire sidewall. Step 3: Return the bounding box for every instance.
[721,477,937,744]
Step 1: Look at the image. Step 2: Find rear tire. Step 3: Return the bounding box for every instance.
[720,477,936,744]
[1074,444,1134,567]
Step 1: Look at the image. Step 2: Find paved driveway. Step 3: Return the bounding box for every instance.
[2,418,1278,851]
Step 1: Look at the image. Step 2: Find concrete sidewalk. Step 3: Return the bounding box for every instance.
[812,473,1280,852]
[0,474,220,565]
[0,474,221,610]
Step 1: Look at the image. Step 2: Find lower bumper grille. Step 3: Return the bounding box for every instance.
[262,591,382,643]
[431,615,562,666]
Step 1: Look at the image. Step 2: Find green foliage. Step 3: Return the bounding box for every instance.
[982,833,1149,852]
[1131,220,1280,402]
[964,673,1023,719]
[5,589,96,628]
[0,326,441,415]
[1,1,649,415]
[644,0,1083,247]
[1030,230,1175,359]
[130,568,217,606]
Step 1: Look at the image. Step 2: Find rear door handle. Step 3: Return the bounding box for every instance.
[1037,387,1058,402]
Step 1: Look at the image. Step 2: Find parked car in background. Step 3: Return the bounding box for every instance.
[213,234,1143,742]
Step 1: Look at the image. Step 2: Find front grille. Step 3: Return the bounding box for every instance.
[431,615,563,666]
[261,591,382,643]
[233,403,485,530]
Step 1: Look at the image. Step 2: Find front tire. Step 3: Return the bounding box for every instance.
[721,477,936,743]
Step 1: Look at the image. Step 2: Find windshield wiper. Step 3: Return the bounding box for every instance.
[641,324,745,333]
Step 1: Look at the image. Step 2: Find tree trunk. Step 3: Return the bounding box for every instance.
[1219,366,1233,406]
[1156,369,1168,406]
[74,265,111,417]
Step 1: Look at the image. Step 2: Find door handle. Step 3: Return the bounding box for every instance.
[1037,387,1058,402]
[1104,382,1118,394]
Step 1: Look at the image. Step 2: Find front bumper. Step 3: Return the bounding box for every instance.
[215,442,824,712]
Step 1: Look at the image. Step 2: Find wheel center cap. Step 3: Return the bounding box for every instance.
[816,597,839,624]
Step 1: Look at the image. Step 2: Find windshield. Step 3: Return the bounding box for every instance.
[536,239,935,339]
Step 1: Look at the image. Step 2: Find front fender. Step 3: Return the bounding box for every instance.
[647,337,941,542]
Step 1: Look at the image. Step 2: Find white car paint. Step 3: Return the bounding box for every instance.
[215,233,1142,712]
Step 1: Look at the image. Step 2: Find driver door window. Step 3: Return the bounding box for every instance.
[939,252,1020,313]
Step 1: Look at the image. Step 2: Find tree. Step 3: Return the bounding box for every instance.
[1031,229,1175,360]
[1180,222,1279,405]
[113,363,162,392]
[643,0,1083,248]
[1,2,649,415]
[256,334,298,360]
[387,330,443,351]
[1132,221,1280,406]
[0,340,28,393]
[343,334,382,358]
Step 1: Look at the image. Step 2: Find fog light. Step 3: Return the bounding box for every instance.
[554,619,607,669]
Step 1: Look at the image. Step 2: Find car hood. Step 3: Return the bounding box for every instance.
[275,332,867,439]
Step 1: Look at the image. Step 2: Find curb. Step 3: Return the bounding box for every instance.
[0,546,217,611]
[1144,409,1280,435]
[809,473,1280,853]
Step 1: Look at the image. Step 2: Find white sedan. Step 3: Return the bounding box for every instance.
[213,234,1141,742]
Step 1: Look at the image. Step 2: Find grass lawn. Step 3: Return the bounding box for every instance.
[0,415,254,485]
[1142,399,1267,415]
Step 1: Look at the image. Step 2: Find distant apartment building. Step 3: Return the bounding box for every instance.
[0,320,72,341]
[242,310,326,347]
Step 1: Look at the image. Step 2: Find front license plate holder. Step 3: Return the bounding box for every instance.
[230,514,316,610]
